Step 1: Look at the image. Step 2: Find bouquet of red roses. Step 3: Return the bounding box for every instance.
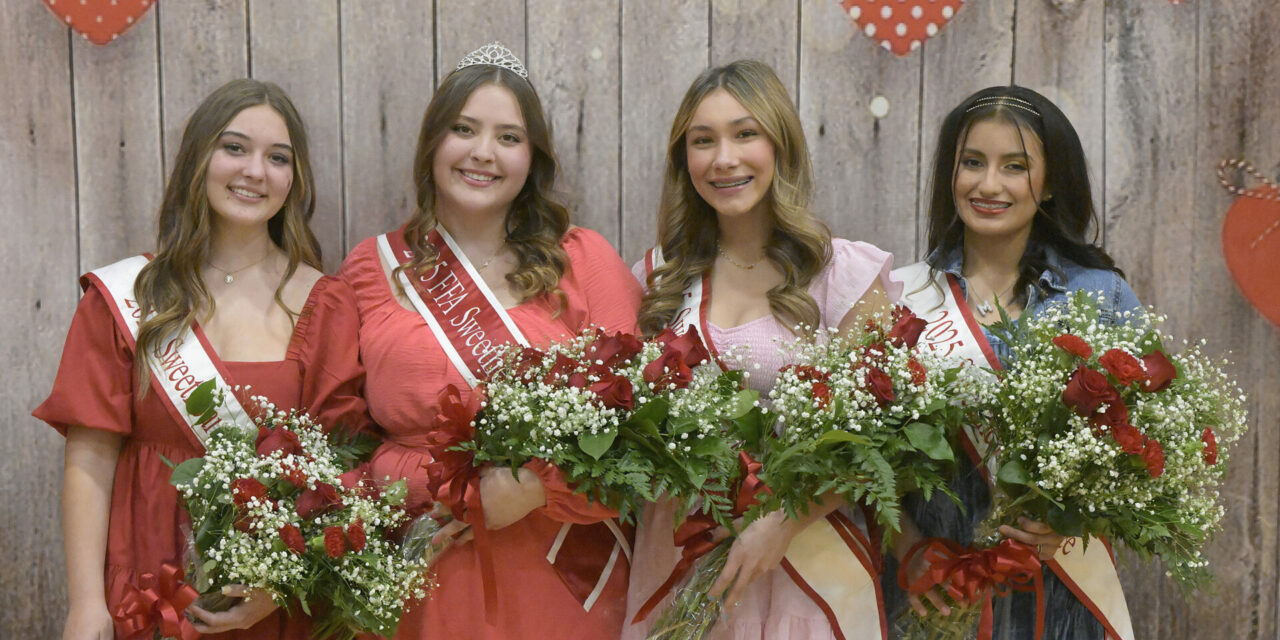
[900,292,1247,640]
[169,383,435,640]
[426,326,762,528]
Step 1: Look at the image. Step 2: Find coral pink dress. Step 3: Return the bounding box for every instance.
[339,226,643,640]
[624,239,903,640]
[34,274,369,640]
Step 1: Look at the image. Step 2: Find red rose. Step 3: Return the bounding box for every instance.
[231,477,269,507]
[858,341,889,368]
[234,513,255,533]
[1093,397,1130,429]
[590,373,636,410]
[812,381,833,410]
[865,367,895,406]
[782,364,829,383]
[655,327,711,367]
[1140,350,1178,392]
[567,371,590,389]
[337,463,373,491]
[643,350,694,391]
[1202,428,1219,466]
[1142,439,1165,478]
[907,357,928,387]
[542,352,583,385]
[256,425,303,457]
[585,330,644,368]
[346,519,367,552]
[279,524,306,554]
[1098,349,1145,386]
[1111,423,1145,455]
[512,347,547,379]
[888,306,928,349]
[1052,334,1093,359]
[324,526,347,558]
[1061,365,1121,417]
[281,461,309,489]
[296,481,343,520]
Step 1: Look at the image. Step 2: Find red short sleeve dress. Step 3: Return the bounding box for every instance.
[339,226,643,640]
[33,272,370,640]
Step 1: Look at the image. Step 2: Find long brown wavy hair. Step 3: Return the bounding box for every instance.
[397,64,569,304]
[133,78,321,391]
[638,60,832,337]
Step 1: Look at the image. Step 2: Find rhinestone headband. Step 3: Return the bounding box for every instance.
[455,41,528,79]
[965,95,1041,117]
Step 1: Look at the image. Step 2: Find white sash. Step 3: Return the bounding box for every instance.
[645,245,886,639]
[85,256,250,448]
[893,262,1134,640]
[378,226,528,388]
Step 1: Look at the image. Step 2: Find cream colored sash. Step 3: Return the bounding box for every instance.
[86,255,250,448]
[893,262,1134,640]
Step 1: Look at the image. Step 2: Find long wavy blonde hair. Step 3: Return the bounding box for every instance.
[133,79,321,392]
[638,60,831,337]
[397,65,569,304]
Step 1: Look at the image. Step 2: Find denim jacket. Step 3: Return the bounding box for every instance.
[926,244,1143,365]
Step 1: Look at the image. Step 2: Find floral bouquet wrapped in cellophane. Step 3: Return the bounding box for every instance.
[899,292,1248,640]
[169,382,436,640]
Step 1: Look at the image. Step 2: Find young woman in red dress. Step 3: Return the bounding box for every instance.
[35,79,368,640]
[338,43,642,639]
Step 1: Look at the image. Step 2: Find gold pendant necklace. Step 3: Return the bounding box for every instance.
[208,250,271,285]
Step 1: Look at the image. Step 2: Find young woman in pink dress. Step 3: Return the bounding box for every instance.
[623,60,902,640]
[36,79,368,640]
[338,43,642,639]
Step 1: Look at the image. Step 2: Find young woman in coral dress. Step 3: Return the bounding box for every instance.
[887,86,1140,640]
[36,79,368,640]
[338,43,642,639]
[623,60,901,640]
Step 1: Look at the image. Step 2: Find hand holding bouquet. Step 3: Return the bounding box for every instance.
[169,383,434,640]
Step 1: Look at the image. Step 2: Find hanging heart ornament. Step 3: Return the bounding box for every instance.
[840,0,966,56]
[1218,158,1280,327]
[42,0,156,46]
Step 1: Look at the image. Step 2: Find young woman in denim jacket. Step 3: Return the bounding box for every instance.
[887,86,1141,639]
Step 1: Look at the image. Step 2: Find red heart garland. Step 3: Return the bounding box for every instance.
[840,0,967,57]
[42,0,155,46]
[1219,159,1280,327]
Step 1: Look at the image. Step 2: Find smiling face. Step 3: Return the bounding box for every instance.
[430,83,532,221]
[952,118,1048,243]
[684,89,776,222]
[204,104,295,230]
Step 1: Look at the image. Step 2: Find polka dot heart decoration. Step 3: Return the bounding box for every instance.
[1218,159,1280,327]
[42,0,156,46]
[840,0,966,56]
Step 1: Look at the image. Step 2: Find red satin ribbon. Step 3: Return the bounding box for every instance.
[631,451,769,623]
[899,537,1045,640]
[423,385,498,626]
[114,563,200,640]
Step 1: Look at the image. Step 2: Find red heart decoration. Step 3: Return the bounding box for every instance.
[840,0,967,57]
[42,0,156,46]
[1223,183,1280,327]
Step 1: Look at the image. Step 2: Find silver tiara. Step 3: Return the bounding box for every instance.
[965,95,1041,117]
[455,41,528,79]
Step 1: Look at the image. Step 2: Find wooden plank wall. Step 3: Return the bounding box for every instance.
[2,1,1276,637]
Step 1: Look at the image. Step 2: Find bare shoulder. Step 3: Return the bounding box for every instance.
[281,263,326,310]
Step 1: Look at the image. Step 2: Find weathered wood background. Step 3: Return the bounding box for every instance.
[2,0,1276,637]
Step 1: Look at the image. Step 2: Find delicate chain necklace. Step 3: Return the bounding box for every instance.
[968,280,1017,317]
[207,249,272,285]
[716,244,764,270]
[473,242,506,272]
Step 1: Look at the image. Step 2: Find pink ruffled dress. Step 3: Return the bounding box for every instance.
[624,238,903,640]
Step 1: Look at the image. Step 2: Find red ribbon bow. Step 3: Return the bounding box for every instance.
[114,563,200,640]
[632,451,770,623]
[899,537,1045,640]
[423,384,498,625]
